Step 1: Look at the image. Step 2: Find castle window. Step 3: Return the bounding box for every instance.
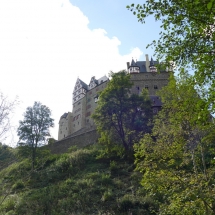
[86,112,91,117]
[154,85,158,89]
[94,96,99,103]
[89,91,92,95]
[87,104,91,109]
[145,85,148,89]
[78,102,80,105]
[87,119,89,123]
[87,98,91,102]
[100,80,103,84]
[153,108,158,114]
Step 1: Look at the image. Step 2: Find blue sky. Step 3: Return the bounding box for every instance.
[0,0,161,145]
[70,0,161,56]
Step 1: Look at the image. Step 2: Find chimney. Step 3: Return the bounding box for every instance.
[145,54,150,72]
[127,62,130,70]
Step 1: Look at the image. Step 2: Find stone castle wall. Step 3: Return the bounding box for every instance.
[130,72,169,95]
[48,129,98,154]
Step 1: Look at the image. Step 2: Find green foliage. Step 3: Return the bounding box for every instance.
[17,101,54,170]
[128,0,215,112]
[47,137,56,145]
[92,71,153,151]
[0,145,16,171]
[0,144,157,214]
[12,180,25,191]
[134,74,215,214]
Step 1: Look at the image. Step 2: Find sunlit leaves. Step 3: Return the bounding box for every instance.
[134,75,215,214]
[128,0,215,113]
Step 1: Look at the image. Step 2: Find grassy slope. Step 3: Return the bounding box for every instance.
[0,144,157,215]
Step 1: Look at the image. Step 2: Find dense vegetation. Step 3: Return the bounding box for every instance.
[135,73,215,214]
[1,71,215,214]
[0,144,158,215]
[92,71,153,151]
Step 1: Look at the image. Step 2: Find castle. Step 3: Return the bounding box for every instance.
[58,54,170,141]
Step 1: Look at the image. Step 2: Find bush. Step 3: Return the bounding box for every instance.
[0,195,18,213]
[12,180,25,191]
[101,188,113,202]
[118,194,134,212]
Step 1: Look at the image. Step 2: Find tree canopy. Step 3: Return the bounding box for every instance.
[134,73,215,214]
[92,71,153,152]
[17,101,54,170]
[127,0,215,111]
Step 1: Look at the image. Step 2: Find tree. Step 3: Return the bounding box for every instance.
[0,91,18,143]
[127,0,215,111]
[134,73,215,214]
[92,71,153,151]
[17,102,54,170]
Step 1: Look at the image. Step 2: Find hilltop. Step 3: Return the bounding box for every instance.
[0,143,157,215]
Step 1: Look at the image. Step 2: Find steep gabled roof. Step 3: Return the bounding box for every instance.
[97,75,109,85]
[150,57,155,67]
[79,79,88,90]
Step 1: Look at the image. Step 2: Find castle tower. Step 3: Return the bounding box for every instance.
[58,112,72,140]
[128,55,169,96]
[85,76,109,128]
[58,55,170,141]
[149,57,157,72]
[128,58,140,73]
[71,78,88,133]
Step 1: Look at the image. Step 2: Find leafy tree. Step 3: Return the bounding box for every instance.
[92,71,153,151]
[134,73,215,214]
[17,102,54,170]
[127,0,215,111]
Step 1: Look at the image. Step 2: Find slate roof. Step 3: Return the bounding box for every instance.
[79,79,88,90]
[97,75,109,85]
[150,57,155,67]
[129,59,159,72]
[60,112,68,119]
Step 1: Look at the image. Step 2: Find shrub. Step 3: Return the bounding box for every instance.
[12,180,25,191]
[117,194,134,212]
[101,188,113,202]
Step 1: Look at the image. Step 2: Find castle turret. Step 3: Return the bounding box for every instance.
[128,58,140,73]
[149,57,157,72]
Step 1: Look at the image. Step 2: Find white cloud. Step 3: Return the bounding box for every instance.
[0,0,143,145]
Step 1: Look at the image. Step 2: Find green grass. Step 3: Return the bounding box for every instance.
[0,144,158,215]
